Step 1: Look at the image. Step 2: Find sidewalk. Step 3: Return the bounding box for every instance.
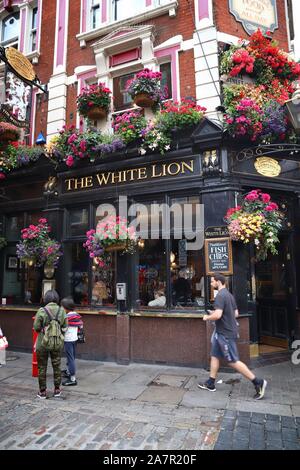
[0,351,299,450]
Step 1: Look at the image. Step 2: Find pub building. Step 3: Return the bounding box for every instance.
[0,0,299,367]
[1,117,300,367]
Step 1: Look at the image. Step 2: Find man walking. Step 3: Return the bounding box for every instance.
[198,273,267,400]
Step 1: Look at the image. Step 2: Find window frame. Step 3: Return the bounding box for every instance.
[0,11,20,48]
[29,5,38,52]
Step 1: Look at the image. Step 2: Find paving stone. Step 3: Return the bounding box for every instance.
[281,416,297,428]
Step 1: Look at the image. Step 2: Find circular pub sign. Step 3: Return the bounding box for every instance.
[5,47,36,82]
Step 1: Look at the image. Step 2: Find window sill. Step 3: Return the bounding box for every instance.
[26,50,40,64]
[77,1,178,48]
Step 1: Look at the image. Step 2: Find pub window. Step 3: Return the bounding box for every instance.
[2,211,44,305]
[160,62,172,100]
[64,242,89,306]
[67,208,89,237]
[113,72,135,112]
[1,12,20,47]
[137,239,167,309]
[29,6,38,52]
[112,0,144,22]
[91,253,117,307]
[5,214,24,242]
[134,195,205,311]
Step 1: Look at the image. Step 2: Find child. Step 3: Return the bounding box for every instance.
[61,297,83,386]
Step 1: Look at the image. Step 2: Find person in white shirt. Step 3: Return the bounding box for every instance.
[61,297,83,386]
[148,290,166,307]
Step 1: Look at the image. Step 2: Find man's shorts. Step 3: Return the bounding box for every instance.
[211,332,239,363]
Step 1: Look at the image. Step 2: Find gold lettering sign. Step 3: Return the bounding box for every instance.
[254,157,281,177]
[229,0,278,36]
[64,160,195,192]
[5,47,36,82]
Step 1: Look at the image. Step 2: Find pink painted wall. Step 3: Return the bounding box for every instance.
[56,0,67,68]
[198,0,209,21]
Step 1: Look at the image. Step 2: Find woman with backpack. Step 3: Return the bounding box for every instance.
[33,290,67,399]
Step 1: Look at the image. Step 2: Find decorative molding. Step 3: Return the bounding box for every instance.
[77,1,178,48]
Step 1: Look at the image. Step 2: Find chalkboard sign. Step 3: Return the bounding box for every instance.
[205,238,233,275]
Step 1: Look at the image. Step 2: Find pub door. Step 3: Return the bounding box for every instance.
[255,235,292,348]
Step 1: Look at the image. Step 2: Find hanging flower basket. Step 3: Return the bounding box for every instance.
[77,83,112,118]
[0,122,20,143]
[86,106,107,120]
[133,93,156,108]
[104,242,127,253]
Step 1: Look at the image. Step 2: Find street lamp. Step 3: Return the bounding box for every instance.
[286,89,300,133]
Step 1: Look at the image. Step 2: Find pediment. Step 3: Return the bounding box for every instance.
[93,25,154,50]
[192,118,223,144]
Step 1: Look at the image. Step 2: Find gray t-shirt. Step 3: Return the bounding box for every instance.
[214,288,238,339]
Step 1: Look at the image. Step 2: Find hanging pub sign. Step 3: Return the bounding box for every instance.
[205,238,233,275]
[0,46,46,128]
[228,0,278,36]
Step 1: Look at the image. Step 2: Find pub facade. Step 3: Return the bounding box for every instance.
[0,0,299,367]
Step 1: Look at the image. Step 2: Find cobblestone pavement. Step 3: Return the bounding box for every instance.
[0,351,299,450]
[215,410,300,450]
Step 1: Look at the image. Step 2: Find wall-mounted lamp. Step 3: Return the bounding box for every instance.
[138,238,145,249]
[36,131,46,145]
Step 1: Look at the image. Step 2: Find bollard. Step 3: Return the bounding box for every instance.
[32,316,38,377]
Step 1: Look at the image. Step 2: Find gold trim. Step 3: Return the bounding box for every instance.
[250,343,259,358]
[6,47,36,82]
[260,335,288,348]
[254,157,281,177]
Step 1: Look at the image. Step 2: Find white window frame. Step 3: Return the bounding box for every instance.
[78,0,178,47]
[90,0,101,30]
[0,11,20,48]
[29,5,38,52]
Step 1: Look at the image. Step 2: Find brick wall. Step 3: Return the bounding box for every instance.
[213,0,289,51]
[179,49,196,100]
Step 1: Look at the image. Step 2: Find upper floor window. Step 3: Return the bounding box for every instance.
[1,12,20,47]
[113,0,144,22]
[113,72,136,111]
[160,62,172,100]
[30,6,38,52]
[91,0,101,29]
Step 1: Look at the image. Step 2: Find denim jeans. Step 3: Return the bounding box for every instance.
[64,341,77,376]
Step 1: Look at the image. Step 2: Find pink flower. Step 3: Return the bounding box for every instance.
[66,155,74,167]
[261,193,271,203]
[0,172,6,180]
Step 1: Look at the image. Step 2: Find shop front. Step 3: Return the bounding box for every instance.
[2,119,300,366]
[0,120,252,367]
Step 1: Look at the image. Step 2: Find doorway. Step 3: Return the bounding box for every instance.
[255,235,292,349]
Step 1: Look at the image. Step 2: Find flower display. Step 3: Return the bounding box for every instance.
[126,68,166,107]
[0,142,45,179]
[83,217,137,268]
[96,216,137,252]
[77,83,112,117]
[221,29,300,144]
[51,125,100,166]
[221,30,300,83]
[113,111,147,145]
[225,190,283,260]
[16,218,62,268]
[157,99,206,135]
[139,123,171,155]
[0,121,20,143]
